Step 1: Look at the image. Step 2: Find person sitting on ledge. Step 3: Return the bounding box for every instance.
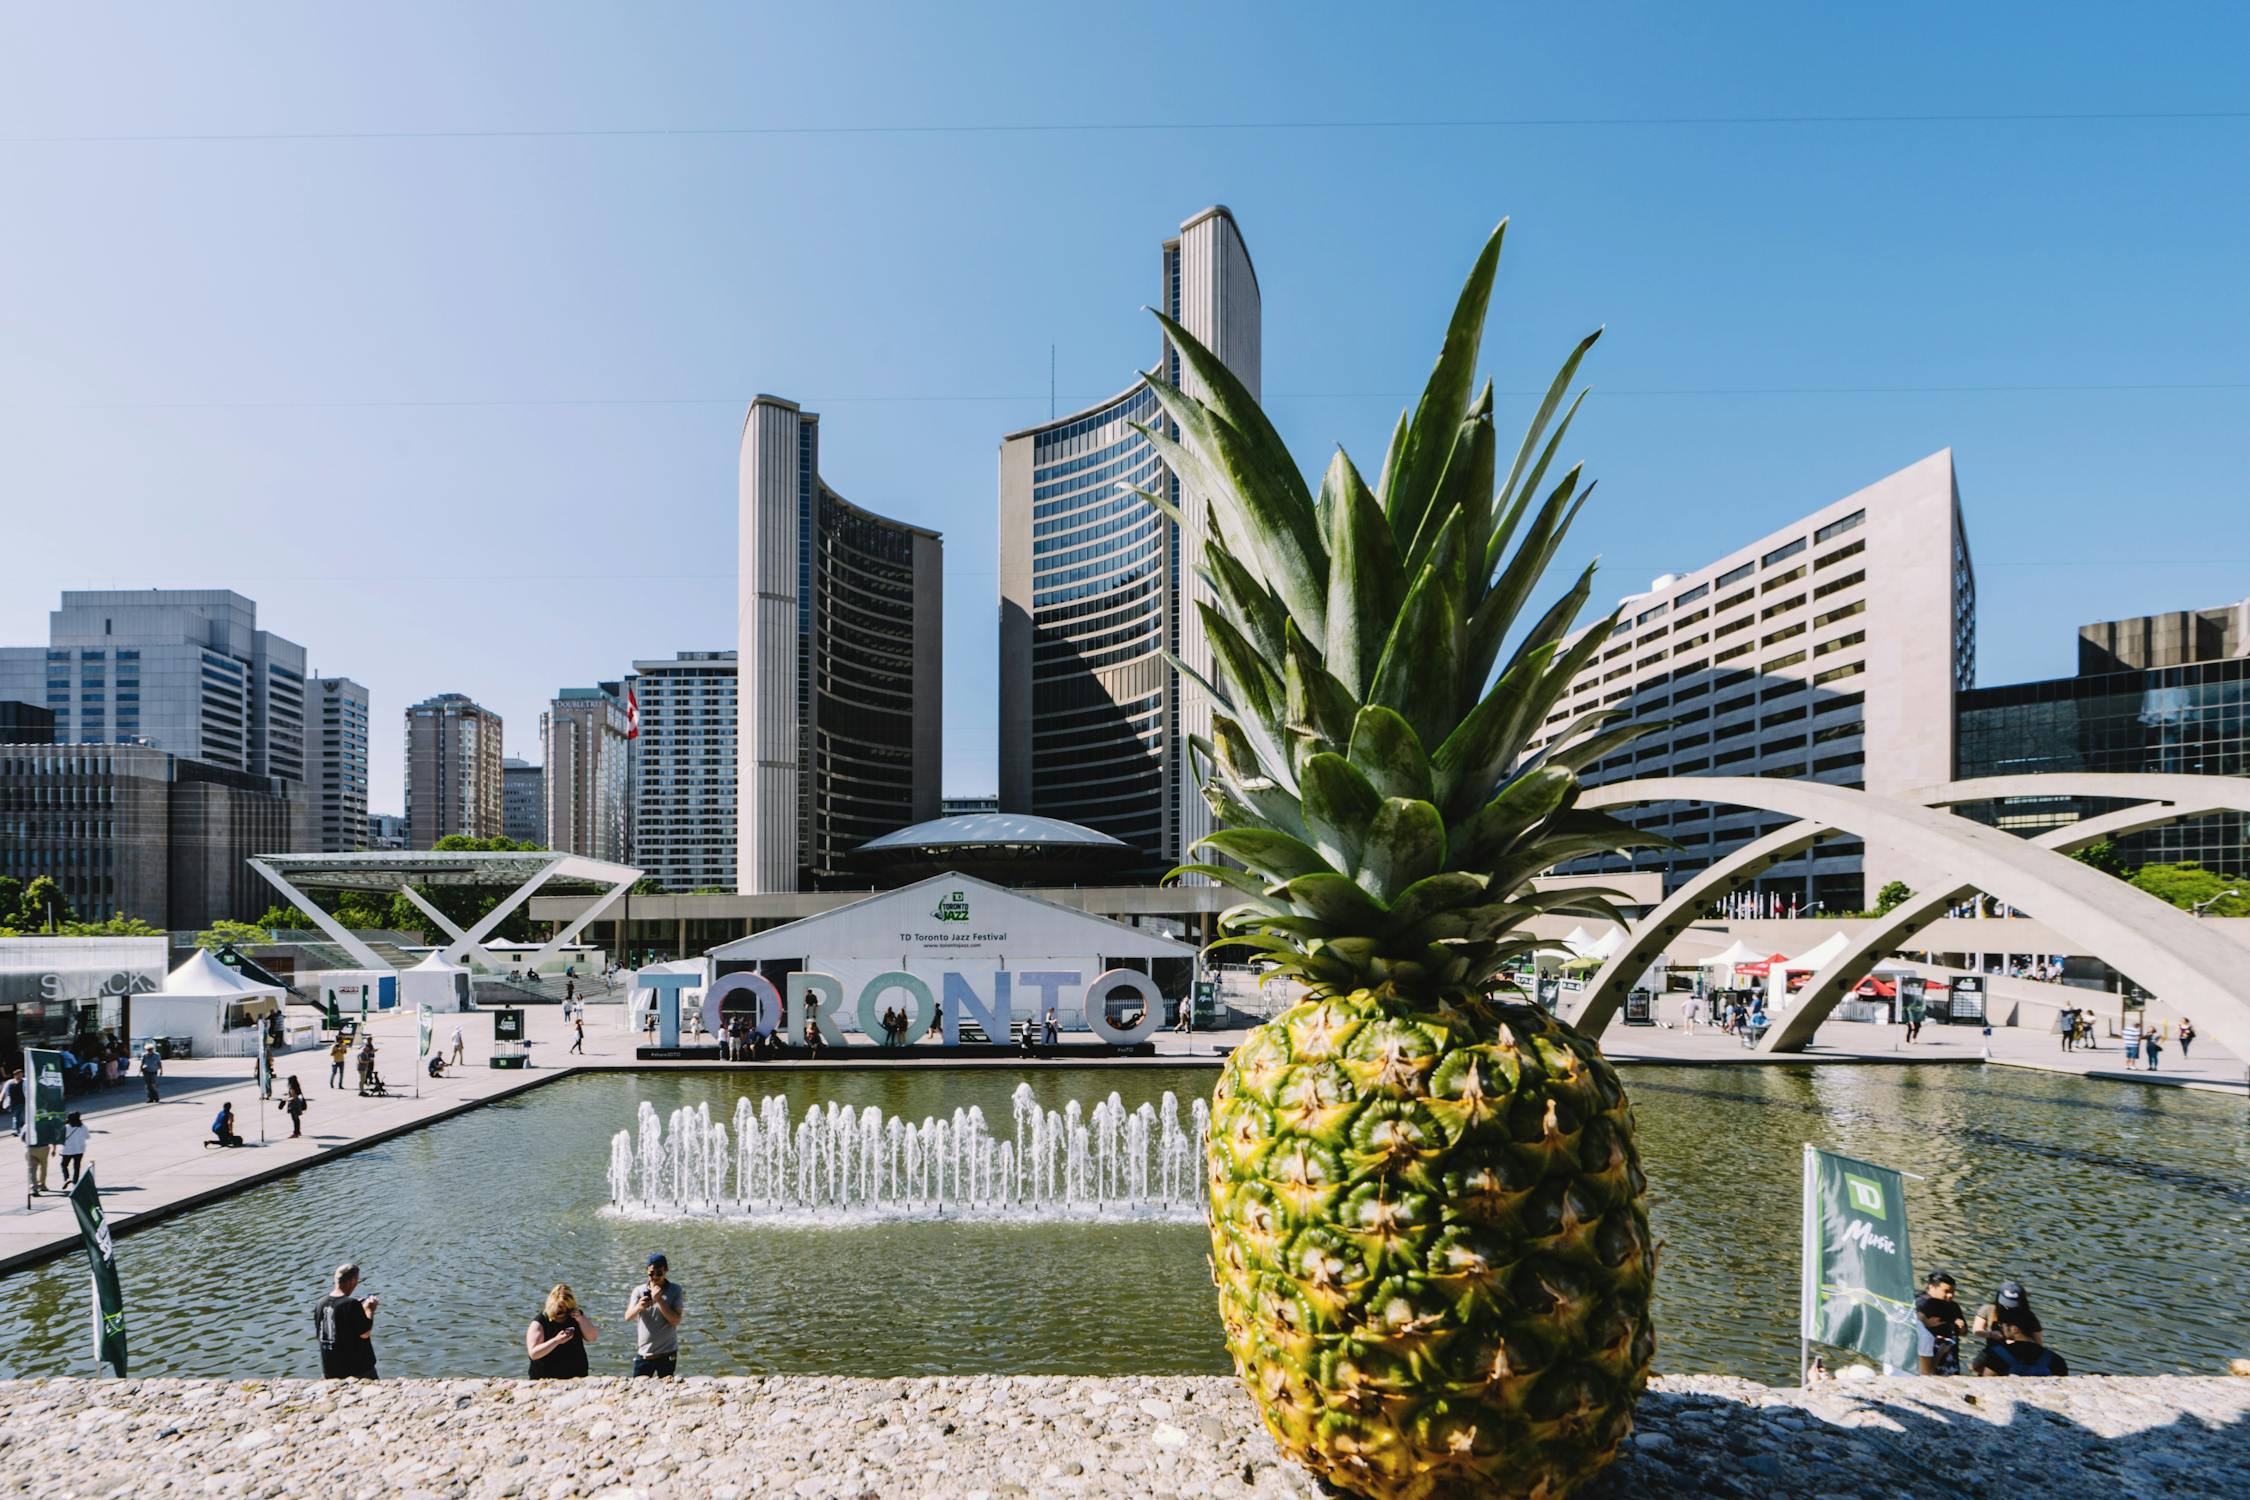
[801,1018,822,1058]
[1973,1316,2067,1376]
[209,1101,245,1148]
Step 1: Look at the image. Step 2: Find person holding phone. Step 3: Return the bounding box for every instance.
[624,1253,684,1376]
[526,1284,597,1378]
[314,1263,380,1379]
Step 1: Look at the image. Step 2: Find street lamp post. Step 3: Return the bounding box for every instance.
[2189,888,2241,919]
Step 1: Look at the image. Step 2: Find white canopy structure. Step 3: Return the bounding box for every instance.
[135,948,284,1053]
[1781,931,1852,971]
[1700,939,1767,970]
[399,951,473,1013]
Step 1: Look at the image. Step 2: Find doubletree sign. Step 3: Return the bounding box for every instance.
[932,890,971,923]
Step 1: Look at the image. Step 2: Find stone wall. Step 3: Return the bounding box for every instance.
[2,1374,2240,1499]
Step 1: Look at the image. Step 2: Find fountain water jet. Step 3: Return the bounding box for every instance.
[606,1083,1209,1225]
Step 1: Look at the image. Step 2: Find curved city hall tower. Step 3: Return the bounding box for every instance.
[997,207,1261,868]
[738,396,942,892]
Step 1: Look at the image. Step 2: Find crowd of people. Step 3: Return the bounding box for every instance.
[313,1250,688,1381]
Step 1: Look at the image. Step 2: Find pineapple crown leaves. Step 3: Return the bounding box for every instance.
[1156,218,1674,991]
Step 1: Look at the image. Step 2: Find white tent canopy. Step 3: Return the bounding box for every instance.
[400,950,473,1013]
[1700,939,1768,969]
[1781,931,1852,971]
[135,948,284,1053]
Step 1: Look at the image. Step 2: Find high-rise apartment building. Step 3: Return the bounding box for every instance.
[541,685,631,863]
[1528,450,1975,911]
[997,206,1261,869]
[738,397,943,892]
[0,589,309,780]
[629,651,737,891]
[404,693,504,847]
[1959,594,2249,875]
[367,812,409,850]
[502,758,546,847]
[310,676,370,852]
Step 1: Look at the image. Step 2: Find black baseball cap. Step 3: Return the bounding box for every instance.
[646,1253,668,1268]
[1996,1281,2025,1307]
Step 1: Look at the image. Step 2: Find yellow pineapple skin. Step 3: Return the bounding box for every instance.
[1208,989,1656,1500]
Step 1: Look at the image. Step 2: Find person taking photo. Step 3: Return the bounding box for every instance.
[624,1253,684,1376]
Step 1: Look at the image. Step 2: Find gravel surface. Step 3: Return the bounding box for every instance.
[0,1374,2242,1499]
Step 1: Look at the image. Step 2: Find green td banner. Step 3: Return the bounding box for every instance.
[22,1048,68,1147]
[1801,1145,1918,1372]
[68,1169,129,1376]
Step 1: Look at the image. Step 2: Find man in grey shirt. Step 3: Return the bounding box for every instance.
[625,1252,684,1376]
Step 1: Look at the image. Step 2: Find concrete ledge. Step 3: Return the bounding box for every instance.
[1,1374,2241,1498]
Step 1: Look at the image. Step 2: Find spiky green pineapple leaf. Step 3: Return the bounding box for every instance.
[1299,752,1381,875]
[1202,536,1288,670]
[1344,707,1434,805]
[1384,219,1507,551]
[1274,871,1389,928]
[1368,525,1463,745]
[1488,327,1601,575]
[1318,450,1403,700]
[1282,620,1356,764]
[1357,797,1447,905]
[1196,827,1333,884]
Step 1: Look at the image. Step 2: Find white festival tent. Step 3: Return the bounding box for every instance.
[399,951,473,1013]
[705,872,1197,1034]
[1699,939,1768,971]
[135,948,285,1053]
[1779,931,1852,972]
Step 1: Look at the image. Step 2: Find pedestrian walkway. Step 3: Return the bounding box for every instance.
[5,995,2236,1276]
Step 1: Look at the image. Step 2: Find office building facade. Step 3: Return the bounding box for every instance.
[738,398,942,892]
[367,812,409,850]
[541,685,631,863]
[0,743,307,931]
[1958,596,2248,875]
[629,651,737,891]
[404,693,504,847]
[0,589,309,779]
[997,206,1261,868]
[0,702,54,744]
[310,675,370,852]
[502,758,546,846]
[1528,450,1975,911]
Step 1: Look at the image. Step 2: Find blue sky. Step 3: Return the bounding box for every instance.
[3,3,2245,817]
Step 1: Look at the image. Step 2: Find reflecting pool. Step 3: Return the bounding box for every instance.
[0,1064,2240,1382]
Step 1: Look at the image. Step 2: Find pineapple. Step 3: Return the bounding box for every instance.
[1135,220,1664,1500]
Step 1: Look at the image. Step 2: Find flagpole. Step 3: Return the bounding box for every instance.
[1799,1143,1816,1386]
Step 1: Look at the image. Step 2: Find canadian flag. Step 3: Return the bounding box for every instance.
[625,687,640,740]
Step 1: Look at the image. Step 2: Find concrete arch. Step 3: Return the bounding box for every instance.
[1568,776,2250,1067]
[1757,782,2250,1051]
[1568,774,2250,1036]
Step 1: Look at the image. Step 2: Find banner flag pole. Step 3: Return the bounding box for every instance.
[1799,1143,1816,1385]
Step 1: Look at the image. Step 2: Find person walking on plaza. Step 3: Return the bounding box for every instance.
[21,1120,50,1196]
[328,1034,349,1089]
[2177,1017,2195,1059]
[570,1012,586,1054]
[279,1075,309,1139]
[1043,1007,1059,1046]
[59,1112,90,1188]
[2120,1015,2143,1070]
[140,1044,162,1103]
[0,1067,22,1134]
[2058,1006,2077,1052]
[526,1284,598,1378]
[625,1253,684,1376]
[357,1035,378,1091]
[2143,1020,2164,1072]
[1174,996,1193,1034]
[449,1024,465,1067]
[315,1263,380,1379]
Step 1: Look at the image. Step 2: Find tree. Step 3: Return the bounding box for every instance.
[198,918,276,950]
[2129,861,2250,917]
[2070,839,2135,880]
[60,913,163,937]
[18,876,68,932]
[1873,880,1914,915]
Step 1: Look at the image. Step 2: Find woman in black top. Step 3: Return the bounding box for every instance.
[526,1284,597,1378]
[279,1075,309,1138]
